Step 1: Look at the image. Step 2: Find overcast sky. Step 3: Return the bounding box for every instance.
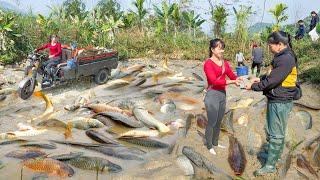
[3,0,320,33]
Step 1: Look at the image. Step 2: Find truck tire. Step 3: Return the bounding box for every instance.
[94,69,109,85]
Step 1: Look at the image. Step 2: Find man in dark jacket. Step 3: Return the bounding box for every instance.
[246,31,298,176]
[251,44,264,77]
[310,11,319,31]
[295,20,305,40]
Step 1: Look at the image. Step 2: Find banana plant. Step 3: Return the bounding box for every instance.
[182,10,205,37]
[101,16,124,45]
[122,12,136,28]
[154,1,175,33]
[132,0,147,32]
[171,3,180,37]
[0,10,20,51]
[212,5,228,38]
[269,3,288,31]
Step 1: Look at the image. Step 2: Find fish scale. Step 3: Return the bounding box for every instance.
[22,158,74,177]
[67,156,122,173]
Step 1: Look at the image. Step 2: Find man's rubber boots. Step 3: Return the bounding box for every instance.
[258,139,285,163]
[254,139,282,176]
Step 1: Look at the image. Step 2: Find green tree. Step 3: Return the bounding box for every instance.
[95,0,123,21]
[154,1,175,33]
[182,10,205,37]
[132,0,147,32]
[233,5,253,52]
[62,0,87,21]
[269,3,288,31]
[122,12,137,28]
[211,5,228,38]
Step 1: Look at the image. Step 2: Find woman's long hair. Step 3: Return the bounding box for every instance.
[209,39,225,57]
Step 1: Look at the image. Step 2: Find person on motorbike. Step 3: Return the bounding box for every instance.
[35,34,62,84]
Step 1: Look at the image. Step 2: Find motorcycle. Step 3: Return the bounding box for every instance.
[18,52,61,100]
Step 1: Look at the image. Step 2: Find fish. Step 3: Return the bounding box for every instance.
[32,173,48,180]
[130,78,147,87]
[32,91,54,120]
[247,129,262,155]
[52,140,144,161]
[141,159,172,171]
[167,87,190,93]
[296,110,312,130]
[86,130,119,145]
[162,83,183,88]
[66,156,122,173]
[64,104,80,111]
[296,154,319,179]
[143,89,165,98]
[133,106,170,133]
[252,97,266,108]
[160,99,176,114]
[237,115,249,127]
[124,64,146,74]
[85,103,132,116]
[36,119,67,128]
[136,71,155,78]
[103,79,130,90]
[107,126,159,138]
[151,71,173,84]
[119,137,170,148]
[304,133,320,150]
[192,72,204,81]
[0,88,15,95]
[22,158,74,177]
[158,92,200,105]
[0,94,6,101]
[294,102,320,110]
[6,149,46,159]
[92,114,116,127]
[228,136,247,176]
[117,99,137,110]
[0,129,48,140]
[197,130,206,144]
[220,110,234,134]
[0,139,28,145]
[230,98,254,110]
[51,140,105,147]
[278,152,292,179]
[312,143,320,167]
[196,114,207,129]
[97,111,143,128]
[20,142,57,149]
[182,146,232,179]
[68,117,104,130]
[179,114,194,137]
[176,155,195,176]
[86,146,145,161]
[50,152,84,161]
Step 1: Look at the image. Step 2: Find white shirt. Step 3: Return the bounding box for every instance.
[236,52,245,62]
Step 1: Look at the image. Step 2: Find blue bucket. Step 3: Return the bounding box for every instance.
[236,66,248,76]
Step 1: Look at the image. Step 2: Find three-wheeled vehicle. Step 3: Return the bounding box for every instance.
[18,47,118,100]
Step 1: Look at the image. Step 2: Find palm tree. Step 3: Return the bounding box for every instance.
[212,5,228,38]
[171,3,180,37]
[182,10,205,37]
[269,3,288,31]
[132,0,147,32]
[154,1,175,33]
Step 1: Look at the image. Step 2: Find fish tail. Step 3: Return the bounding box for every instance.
[33,91,43,98]
[64,122,73,139]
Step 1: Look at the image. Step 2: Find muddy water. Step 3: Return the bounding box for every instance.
[0,59,319,179]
